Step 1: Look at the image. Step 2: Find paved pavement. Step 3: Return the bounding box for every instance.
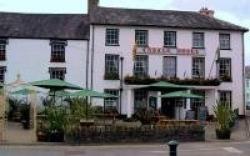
[1,141,250,156]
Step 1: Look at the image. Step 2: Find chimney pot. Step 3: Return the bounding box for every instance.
[199,7,214,17]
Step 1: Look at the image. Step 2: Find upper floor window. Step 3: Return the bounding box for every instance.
[219,90,232,108]
[193,32,204,48]
[49,67,66,80]
[0,66,6,83]
[219,34,230,50]
[104,54,119,80]
[0,39,7,61]
[163,56,176,78]
[135,30,148,46]
[164,31,176,47]
[218,58,231,81]
[106,29,119,46]
[50,40,66,62]
[192,57,205,79]
[134,55,148,77]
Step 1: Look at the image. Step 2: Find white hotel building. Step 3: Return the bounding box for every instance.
[0,0,248,118]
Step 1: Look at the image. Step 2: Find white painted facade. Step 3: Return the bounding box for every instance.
[2,39,88,87]
[90,25,245,117]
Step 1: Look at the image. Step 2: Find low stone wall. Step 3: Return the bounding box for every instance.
[79,125,205,144]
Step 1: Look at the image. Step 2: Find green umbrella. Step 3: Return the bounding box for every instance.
[159,91,203,120]
[30,79,82,104]
[69,89,117,119]
[11,88,39,95]
[160,91,204,99]
[70,89,117,98]
[53,90,71,97]
[140,81,186,91]
[30,79,83,91]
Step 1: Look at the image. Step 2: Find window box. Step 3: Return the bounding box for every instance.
[124,75,221,86]
[220,75,232,82]
[104,73,120,80]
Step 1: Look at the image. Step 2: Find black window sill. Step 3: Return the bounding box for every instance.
[220,48,232,50]
[136,45,149,47]
[105,44,120,47]
[50,61,66,63]
[164,45,176,48]
[192,47,205,49]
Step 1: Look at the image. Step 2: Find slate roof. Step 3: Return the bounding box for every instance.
[90,7,249,32]
[0,12,89,40]
[246,66,250,79]
[0,7,248,40]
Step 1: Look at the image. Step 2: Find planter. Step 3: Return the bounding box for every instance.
[22,120,30,129]
[37,131,49,142]
[216,129,231,140]
[65,134,80,145]
[49,131,64,142]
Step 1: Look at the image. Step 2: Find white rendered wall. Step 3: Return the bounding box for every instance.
[90,25,245,115]
[2,39,88,87]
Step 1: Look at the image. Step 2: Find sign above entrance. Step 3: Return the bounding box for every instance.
[135,47,206,56]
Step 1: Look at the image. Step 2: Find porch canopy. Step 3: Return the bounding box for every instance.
[159,91,204,99]
[137,81,187,91]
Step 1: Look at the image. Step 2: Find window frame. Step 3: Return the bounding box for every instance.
[219,90,232,108]
[0,66,6,83]
[104,54,120,80]
[133,55,149,77]
[104,89,120,111]
[219,33,231,50]
[192,57,205,79]
[105,28,120,46]
[134,90,148,112]
[218,58,232,82]
[163,56,177,78]
[50,40,66,63]
[192,32,205,49]
[135,30,148,47]
[0,39,8,61]
[164,31,177,48]
[49,67,67,80]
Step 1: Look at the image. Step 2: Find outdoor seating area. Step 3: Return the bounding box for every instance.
[0,78,236,143]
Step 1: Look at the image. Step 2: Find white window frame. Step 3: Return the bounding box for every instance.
[192,57,205,78]
[134,55,148,77]
[219,33,230,50]
[193,32,205,48]
[106,28,119,46]
[135,30,148,46]
[163,56,176,78]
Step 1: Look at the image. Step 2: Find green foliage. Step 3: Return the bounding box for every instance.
[45,106,66,133]
[133,106,155,125]
[213,102,235,131]
[124,75,221,86]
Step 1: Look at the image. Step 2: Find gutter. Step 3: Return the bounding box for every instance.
[242,32,246,116]
[90,25,95,91]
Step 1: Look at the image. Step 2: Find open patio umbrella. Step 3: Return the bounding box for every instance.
[159,91,204,120]
[69,89,117,118]
[139,81,186,91]
[30,79,83,104]
[160,91,203,99]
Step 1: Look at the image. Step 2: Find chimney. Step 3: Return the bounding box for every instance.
[88,0,99,13]
[199,7,214,17]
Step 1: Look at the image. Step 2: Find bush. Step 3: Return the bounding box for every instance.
[133,107,156,125]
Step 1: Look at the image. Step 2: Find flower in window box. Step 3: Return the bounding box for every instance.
[104,73,120,80]
[220,75,232,82]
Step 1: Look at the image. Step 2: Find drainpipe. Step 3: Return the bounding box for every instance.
[86,40,90,89]
[120,57,124,115]
[242,32,246,116]
[90,25,95,103]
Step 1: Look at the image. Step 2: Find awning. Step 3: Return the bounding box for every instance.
[137,81,187,91]
[159,91,204,99]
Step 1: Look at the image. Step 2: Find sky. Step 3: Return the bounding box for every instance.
[0,0,249,64]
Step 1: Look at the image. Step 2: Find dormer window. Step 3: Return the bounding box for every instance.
[50,40,67,62]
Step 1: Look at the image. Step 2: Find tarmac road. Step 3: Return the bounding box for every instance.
[1,141,250,156]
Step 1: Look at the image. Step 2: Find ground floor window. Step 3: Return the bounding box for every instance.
[49,67,66,80]
[219,91,232,108]
[190,90,205,119]
[134,90,148,112]
[104,89,119,113]
[0,66,6,83]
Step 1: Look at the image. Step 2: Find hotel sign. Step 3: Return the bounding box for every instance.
[136,47,206,56]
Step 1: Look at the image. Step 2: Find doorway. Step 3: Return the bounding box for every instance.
[161,98,175,119]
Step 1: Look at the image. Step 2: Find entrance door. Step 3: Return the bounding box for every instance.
[161,98,175,119]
